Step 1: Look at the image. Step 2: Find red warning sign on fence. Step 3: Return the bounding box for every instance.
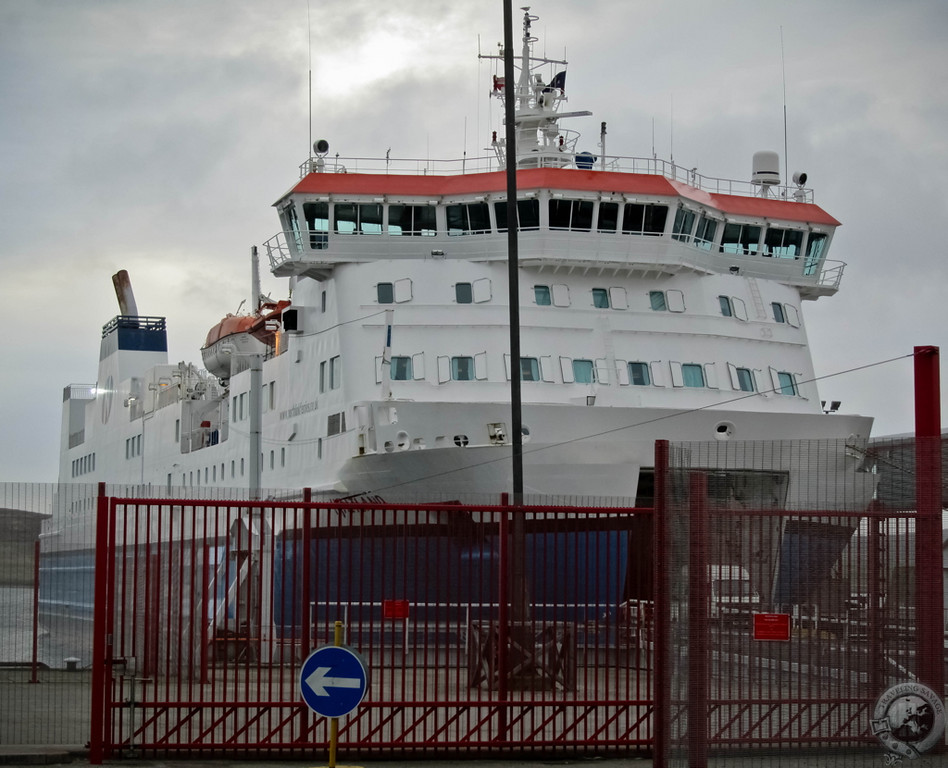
[753,612,791,641]
[383,599,410,619]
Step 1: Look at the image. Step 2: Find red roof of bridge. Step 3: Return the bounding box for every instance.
[285,167,840,226]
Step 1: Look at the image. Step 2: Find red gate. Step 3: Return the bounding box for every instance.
[89,493,654,761]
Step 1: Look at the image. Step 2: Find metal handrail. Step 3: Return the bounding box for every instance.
[298,153,815,203]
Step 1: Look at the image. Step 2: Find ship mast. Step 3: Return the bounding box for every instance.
[484,7,589,169]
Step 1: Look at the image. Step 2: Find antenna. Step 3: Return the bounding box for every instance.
[307,0,313,158]
[781,26,788,188]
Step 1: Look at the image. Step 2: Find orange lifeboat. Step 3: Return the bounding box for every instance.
[201,300,290,380]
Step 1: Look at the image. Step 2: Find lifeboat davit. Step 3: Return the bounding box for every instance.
[201,300,290,380]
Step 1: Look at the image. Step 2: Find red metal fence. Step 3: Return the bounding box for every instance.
[90,493,655,761]
[83,436,946,764]
[2,431,944,764]
[655,437,947,766]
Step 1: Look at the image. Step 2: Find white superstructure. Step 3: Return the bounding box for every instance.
[59,10,872,505]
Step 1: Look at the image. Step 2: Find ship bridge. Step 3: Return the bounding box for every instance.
[266,165,842,300]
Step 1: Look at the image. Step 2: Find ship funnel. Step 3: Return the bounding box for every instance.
[112,270,139,317]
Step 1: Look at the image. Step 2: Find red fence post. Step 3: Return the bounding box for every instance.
[298,490,314,744]
[302,488,313,659]
[652,440,669,768]
[914,346,943,701]
[497,493,510,742]
[89,482,110,764]
[688,472,710,768]
[867,503,885,695]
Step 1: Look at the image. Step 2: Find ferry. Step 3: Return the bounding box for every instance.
[59,9,873,510]
[41,8,888,676]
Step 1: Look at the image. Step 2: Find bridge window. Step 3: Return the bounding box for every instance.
[693,215,718,250]
[597,201,619,233]
[302,202,329,249]
[446,202,491,235]
[494,199,540,232]
[804,232,828,275]
[535,285,552,305]
[764,226,804,258]
[549,198,594,231]
[628,361,651,386]
[720,222,762,254]
[622,203,668,235]
[592,288,610,308]
[520,357,540,381]
[389,204,436,236]
[672,208,697,242]
[334,202,383,235]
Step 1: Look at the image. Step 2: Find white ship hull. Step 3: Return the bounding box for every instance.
[341,400,873,503]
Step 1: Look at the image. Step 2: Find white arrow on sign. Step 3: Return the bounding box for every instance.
[305,666,363,697]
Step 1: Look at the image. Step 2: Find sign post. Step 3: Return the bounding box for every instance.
[299,621,368,768]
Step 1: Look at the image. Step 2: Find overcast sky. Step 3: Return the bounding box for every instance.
[1,0,946,483]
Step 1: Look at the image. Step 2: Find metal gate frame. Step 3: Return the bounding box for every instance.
[89,491,656,763]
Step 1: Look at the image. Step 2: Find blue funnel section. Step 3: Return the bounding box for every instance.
[773,520,855,605]
[100,316,167,359]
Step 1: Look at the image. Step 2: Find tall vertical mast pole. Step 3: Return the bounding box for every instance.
[504,0,523,503]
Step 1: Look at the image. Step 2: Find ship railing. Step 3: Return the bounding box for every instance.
[264,230,295,271]
[298,153,815,203]
[815,259,845,290]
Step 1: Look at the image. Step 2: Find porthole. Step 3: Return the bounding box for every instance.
[396,430,410,450]
[521,425,531,443]
[454,434,470,447]
[714,421,735,441]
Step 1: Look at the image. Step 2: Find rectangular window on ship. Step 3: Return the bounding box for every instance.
[391,356,412,381]
[629,361,651,386]
[451,356,475,381]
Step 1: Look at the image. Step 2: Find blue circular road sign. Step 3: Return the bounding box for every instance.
[299,645,368,718]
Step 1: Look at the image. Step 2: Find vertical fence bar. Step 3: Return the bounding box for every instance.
[302,489,312,660]
[89,482,109,764]
[652,440,669,768]
[497,497,509,742]
[914,346,943,700]
[867,502,884,695]
[688,472,710,768]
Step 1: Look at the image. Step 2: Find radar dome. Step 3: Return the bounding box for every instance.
[751,151,780,186]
